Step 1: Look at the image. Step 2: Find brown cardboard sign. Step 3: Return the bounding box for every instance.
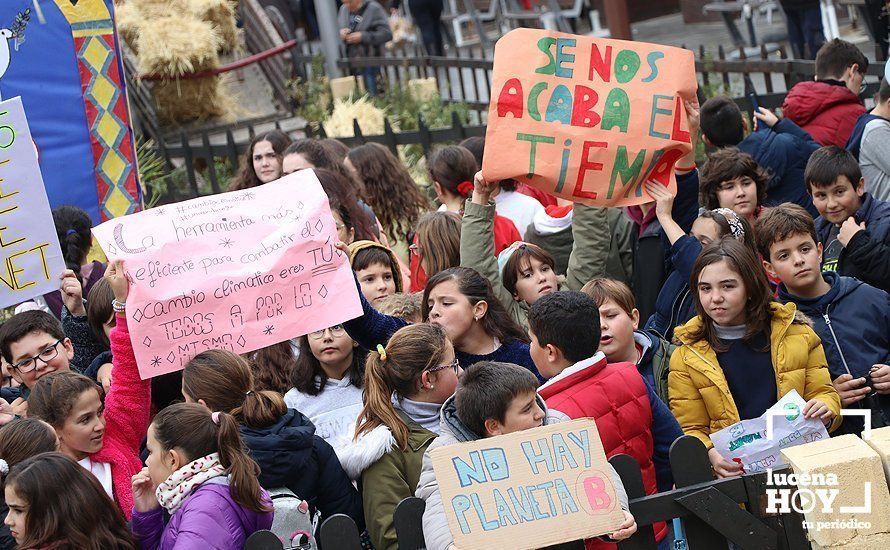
[430,419,626,549]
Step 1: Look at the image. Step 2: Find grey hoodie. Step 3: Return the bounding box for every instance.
[415,394,630,550]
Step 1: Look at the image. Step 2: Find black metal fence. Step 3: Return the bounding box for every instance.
[244,435,812,550]
[150,111,484,203]
[128,0,889,205]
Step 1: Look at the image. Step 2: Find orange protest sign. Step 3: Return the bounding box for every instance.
[481,29,697,207]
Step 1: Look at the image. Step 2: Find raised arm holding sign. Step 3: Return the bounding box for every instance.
[482,29,698,207]
[92,169,362,379]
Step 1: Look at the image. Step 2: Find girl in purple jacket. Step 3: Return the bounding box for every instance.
[130,403,273,550]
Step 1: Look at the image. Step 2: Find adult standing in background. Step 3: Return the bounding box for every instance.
[339,0,393,96]
[860,0,889,58]
[778,0,825,59]
[392,0,444,56]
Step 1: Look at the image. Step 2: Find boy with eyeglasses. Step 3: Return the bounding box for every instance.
[0,309,73,416]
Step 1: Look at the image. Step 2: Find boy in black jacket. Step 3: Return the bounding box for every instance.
[805,146,890,292]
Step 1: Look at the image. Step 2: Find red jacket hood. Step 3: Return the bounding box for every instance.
[782,81,861,125]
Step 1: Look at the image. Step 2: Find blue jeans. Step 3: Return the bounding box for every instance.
[784,6,824,59]
[361,67,380,97]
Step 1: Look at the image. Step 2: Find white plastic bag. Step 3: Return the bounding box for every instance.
[710,390,829,474]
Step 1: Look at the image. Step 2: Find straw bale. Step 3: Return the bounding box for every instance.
[323,96,386,137]
[114,1,144,51]
[172,0,238,51]
[135,16,220,78]
[125,0,238,52]
[153,76,232,124]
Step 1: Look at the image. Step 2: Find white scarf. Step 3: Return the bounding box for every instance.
[155,453,227,514]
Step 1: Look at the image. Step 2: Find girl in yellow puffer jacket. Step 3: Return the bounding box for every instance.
[668,238,841,477]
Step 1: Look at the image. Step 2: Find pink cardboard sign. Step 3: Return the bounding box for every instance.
[92,170,362,379]
[482,29,697,207]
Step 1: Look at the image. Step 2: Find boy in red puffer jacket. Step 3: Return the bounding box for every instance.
[782,39,868,148]
[530,291,683,550]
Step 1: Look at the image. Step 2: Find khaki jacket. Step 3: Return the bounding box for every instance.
[460,200,628,329]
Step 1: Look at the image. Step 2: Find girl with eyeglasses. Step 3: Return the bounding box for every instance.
[284,325,368,450]
[338,323,459,550]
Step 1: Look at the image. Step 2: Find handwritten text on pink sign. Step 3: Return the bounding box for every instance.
[92,170,361,379]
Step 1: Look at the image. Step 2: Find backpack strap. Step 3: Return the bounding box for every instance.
[650,333,676,404]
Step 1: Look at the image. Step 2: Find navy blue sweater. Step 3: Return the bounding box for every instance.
[738,119,819,217]
[343,281,541,379]
[240,409,365,529]
[716,332,777,420]
[645,235,701,339]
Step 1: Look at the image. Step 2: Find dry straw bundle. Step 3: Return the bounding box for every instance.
[153,76,234,123]
[116,0,238,53]
[323,96,386,137]
[172,0,239,52]
[134,16,221,78]
[115,0,239,124]
[114,1,143,50]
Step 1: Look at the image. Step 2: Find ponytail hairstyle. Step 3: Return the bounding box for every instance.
[428,145,477,200]
[182,349,287,429]
[6,452,136,549]
[29,371,102,429]
[229,130,291,191]
[52,205,92,271]
[249,342,296,394]
[152,403,270,513]
[291,335,366,396]
[0,418,58,490]
[697,208,756,251]
[86,277,115,349]
[415,211,461,277]
[423,267,529,344]
[354,324,449,450]
[688,238,773,351]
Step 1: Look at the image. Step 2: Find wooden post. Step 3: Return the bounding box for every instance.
[603,0,632,40]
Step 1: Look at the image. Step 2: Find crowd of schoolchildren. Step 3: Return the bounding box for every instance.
[0,37,887,550]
